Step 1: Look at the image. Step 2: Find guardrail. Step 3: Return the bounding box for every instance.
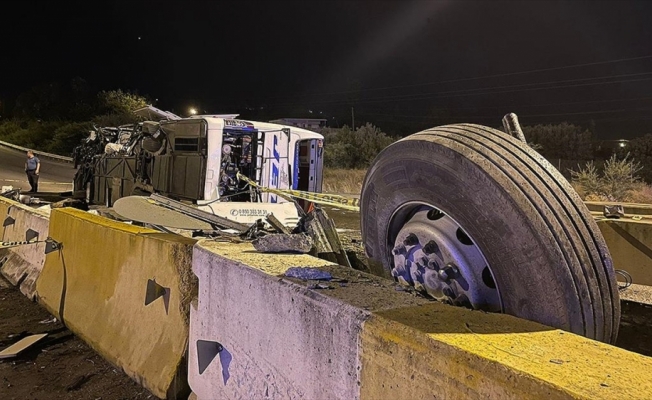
[0,139,73,163]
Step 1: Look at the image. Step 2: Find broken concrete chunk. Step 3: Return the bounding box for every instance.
[308,281,333,290]
[252,233,313,254]
[266,213,292,235]
[0,333,48,359]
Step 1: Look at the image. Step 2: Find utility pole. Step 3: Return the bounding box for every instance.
[351,106,355,131]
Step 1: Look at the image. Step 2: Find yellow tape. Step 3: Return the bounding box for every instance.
[0,240,41,250]
[236,173,361,212]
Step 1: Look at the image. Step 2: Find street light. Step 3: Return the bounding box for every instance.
[189,107,198,115]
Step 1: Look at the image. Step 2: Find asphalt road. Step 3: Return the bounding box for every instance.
[0,146,75,193]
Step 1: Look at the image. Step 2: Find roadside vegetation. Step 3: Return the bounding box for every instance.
[320,122,652,204]
[0,78,148,156]
[4,79,652,204]
[319,123,394,195]
[319,123,395,169]
[570,154,652,203]
[322,169,366,195]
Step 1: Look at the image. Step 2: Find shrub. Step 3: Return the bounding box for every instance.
[624,133,652,183]
[322,123,395,169]
[46,122,93,156]
[571,154,642,201]
[523,122,593,160]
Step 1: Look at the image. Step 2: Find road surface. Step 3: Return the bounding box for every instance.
[0,146,75,193]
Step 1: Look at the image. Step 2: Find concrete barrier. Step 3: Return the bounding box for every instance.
[189,241,652,400]
[0,197,49,299]
[597,219,652,286]
[586,201,652,216]
[36,208,197,399]
[0,196,15,219]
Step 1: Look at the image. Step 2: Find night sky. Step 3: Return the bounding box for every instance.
[4,0,652,138]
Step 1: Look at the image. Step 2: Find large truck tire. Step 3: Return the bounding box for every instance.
[360,123,620,343]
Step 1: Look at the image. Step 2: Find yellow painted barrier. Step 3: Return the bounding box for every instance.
[188,241,652,400]
[0,196,17,220]
[0,197,49,299]
[597,219,652,286]
[361,304,651,399]
[36,208,197,399]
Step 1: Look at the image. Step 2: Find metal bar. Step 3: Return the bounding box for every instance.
[501,113,527,143]
[149,193,249,232]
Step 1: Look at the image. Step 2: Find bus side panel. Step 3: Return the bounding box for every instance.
[152,155,171,193]
[168,155,205,200]
[313,140,324,193]
[262,130,290,203]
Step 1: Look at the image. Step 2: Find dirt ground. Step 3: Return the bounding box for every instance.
[0,277,153,400]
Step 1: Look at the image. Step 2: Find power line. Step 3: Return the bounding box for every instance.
[353,110,652,128]
[357,95,652,114]
[272,74,652,108]
[345,72,652,103]
[261,54,652,100]
[358,106,652,121]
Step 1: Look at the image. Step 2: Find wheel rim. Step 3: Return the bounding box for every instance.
[388,203,502,312]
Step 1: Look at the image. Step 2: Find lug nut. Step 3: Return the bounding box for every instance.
[423,240,439,255]
[442,287,455,298]
[403,233,419,246]
[438,269,449,281]
[438,264,458,280]
[427,260,439,270]
[392,244,406,255]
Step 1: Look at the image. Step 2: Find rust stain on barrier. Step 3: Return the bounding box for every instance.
[170,240,197,325]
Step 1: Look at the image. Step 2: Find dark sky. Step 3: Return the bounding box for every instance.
[4,0,652,138]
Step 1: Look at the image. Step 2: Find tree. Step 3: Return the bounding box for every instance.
[624,133,652,183]
[522,123,593,161]
[46,122,93,155]
[97,89,148,115]
[322,123,395,169]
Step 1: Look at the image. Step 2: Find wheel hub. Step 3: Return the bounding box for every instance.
[391,206,501,312]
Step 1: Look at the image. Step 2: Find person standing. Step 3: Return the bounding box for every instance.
[25,150,40,192]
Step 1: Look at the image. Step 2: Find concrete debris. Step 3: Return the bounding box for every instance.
[603,204,625,219]
[307,281,333,290]
[300,207,351,268]
[0,333,48,359]
[252,233,313,254]
[284,267,333,281]
[266,213,293,235]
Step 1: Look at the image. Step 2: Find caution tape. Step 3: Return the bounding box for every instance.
[236,172,361,212]
[0,240,43,250]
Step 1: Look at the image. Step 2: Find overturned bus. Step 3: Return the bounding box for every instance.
[73,106,324,226]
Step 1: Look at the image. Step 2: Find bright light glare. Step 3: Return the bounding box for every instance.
[620,142,626,148]
[189,108,198,115]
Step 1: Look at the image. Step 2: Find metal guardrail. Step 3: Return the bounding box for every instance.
[0,139,73,163]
